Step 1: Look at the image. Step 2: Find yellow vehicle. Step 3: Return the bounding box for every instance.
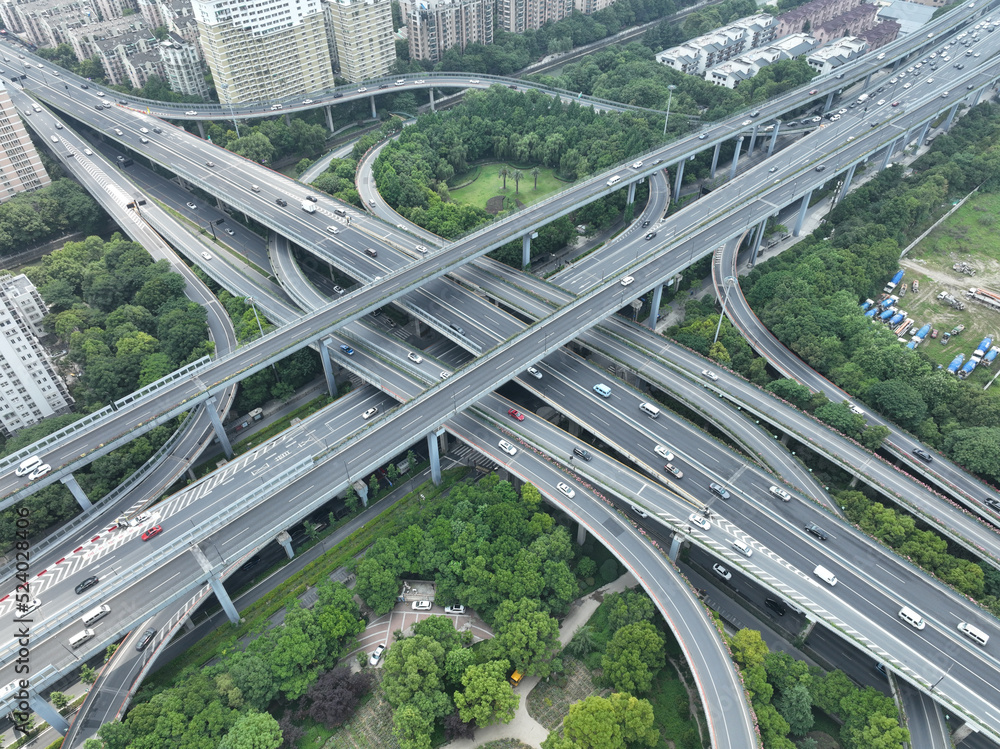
[509,670,524,687]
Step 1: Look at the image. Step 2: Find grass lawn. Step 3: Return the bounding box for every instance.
[449,164,572,212]
[899,190,1000,381]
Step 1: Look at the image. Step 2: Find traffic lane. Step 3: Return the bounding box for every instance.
[447,412,757,749]
[898,679,951,749]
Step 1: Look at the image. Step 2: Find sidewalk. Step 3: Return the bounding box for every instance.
[443,572,636,749]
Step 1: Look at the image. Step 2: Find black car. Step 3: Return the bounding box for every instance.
[333,93,343,99]
[764,597,786,616]
[984,497,1000,510]
[644,231,657,240]
[804,522,828,540]
[912,448,933,463]
[81,83,88,89]
[275,198,288,207]
[641,220,651,227]
[135,628,156,651]
[572,447,592,461]
[152,126,162,133]
[75,576,99,594]
[378,83,388,89]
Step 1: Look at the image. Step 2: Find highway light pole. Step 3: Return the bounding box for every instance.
[663,84,677,137]
[713,275,737,345]
[221,83,241,138]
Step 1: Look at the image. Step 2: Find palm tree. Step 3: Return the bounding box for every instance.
[513,169,523,194]
[531,166,540,190]
[499,165,509,190]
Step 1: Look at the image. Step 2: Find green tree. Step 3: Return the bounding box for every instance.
[381,635,452,715]
[392,703,434,749]
[453,659,519,726]
[492,598,562,678]
[562,693,658,749]
[230,132,276,165]
[51,691,69,710]
[601,621,665,695]
[217,710,282,749]
[776,682,814,736]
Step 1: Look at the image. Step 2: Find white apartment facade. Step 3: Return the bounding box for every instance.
[326,0,395,82]
[0,84,50,202]
[403,0,493,63]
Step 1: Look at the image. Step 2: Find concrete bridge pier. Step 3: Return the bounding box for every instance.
[672,160,685,200]
[428,427,446,485]
[944,102,960,131]
[521,233,532,269]
[29,694,69,735]
[646,284,663,329]
[626,181,636,205]
[277,530,294,560]
[747,124,759,157]
[325,105,334,131]
[952,723,977,744]
[196,121,206,139]
[767,121,781,156]
[880,139,898,170]
[825,91,835,111]
[729,136,744,181]
[917,120,931,150]
[60,474,92,511]
[792,189,813,236]
[837,163,857,203]
[429,89,435,112]
[369,95,377,120]
[192,545,240,624]
[668,533,682,561]
[320,336,339,397]
[709,142,721,180]
[206,397,234,459]
[748,219,765,266]
[577,523,587,546]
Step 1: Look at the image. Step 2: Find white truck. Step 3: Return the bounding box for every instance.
[856,93,870,104]
[301,200,316,213]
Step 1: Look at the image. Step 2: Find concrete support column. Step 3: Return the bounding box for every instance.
[973,88,984,106]
[277,530,294,560]
[767,121,781,156]
[849,475,859,488]
[793,189,813,236]
[880,141,897,170]
[325,105,334,131]
[917,121,931,150]
[780,433,790,446]
[825,91,835,111]
[60,474,92,511]
[369,95,377,120]
[800,617,817,641]
[672,160,685,199]
[944,103,960,131]
[749,220,765,265]
[626,181,636,205]
[577,523,587,546]
[729,136,744,181]
[28,695,68,735]
[206,397,234,458]
[837,163,857,203]
[207,573,240,624]
[521,233,531,269]
[320,336,338,397]
[952,724,976,744]
[709,142,721,179]
[428,428,445,485]
[646,284,663,328]
[747,124,759,156]
[864,72,872,88]
[668,534,682,562]
[429,89,435,112]
[196,121,206,139]
[184,618,196,633]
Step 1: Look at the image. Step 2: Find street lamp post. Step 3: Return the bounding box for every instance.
[221,83,240,138]
[663,84,677,137]
[713,275,737,345]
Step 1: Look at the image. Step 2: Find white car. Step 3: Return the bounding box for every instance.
[469,79,480,84]
[362,407,378,420]
[185,110,198,116]
[701,369,719,382]
[407,352,423,364]
[903,83,911,89]
[201,251,212,260]
[620,275,634,286]
[769,485,792,502]
[629,503,648,518]
[741,119,753,126]
[713,563,732,581]
[131,512,151,527]
[556,482,575,498]
[327,225,340,234]
[370,644,386,665]
[21,598,41,615]
[440,371,451,379]
[654,445,674,461]
[876,99,886,105]
[83,148,93,155]
[302,99,314,104]
[498,440,517,456]
[28,464,51,480]
[526,367,543,379]
[414,245,428,254]
[139,127,149,133]
[412,600,432,611]
[630,161,643,169]
[186,202,197,210]
[444,604,466,614]
[689,513,711,531]
[14,456,42,477]
[415,79,426,84]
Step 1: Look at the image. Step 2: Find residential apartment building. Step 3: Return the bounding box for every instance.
[0,83,51,202]
[656,14,777,75]
[499,0,573,33]
[65,17,152,62]
[776,0,863,37]
[0,274,73,436]
[5,0,90,49]
[857,18,900,50]
[93,26,162,87]
[705,33,816,88]
[194,0,337,104]
[403,0,493,63]
[806,35,867,74]
[573,0,615,15]
[810,2,878,45]
[326,0,395,82]
[159,32,209,98]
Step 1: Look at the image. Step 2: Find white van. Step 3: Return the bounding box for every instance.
[731,539,753,557]
[957,621,989,646]
[606,175,621,187]
[80,604,110,626]
[593,383,611,398]
[639,402,660,418]
[898,605,926,630]
[814,565,837,586]
[14,456,42,476]
[69,629,96,649]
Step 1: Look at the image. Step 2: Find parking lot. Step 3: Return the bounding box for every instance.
[351,601,494,665]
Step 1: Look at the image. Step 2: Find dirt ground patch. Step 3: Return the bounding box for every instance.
[526,656,610,730]
[326,671,399,749]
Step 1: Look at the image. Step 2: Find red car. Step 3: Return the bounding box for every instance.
[507,408,524,421]
[141,525,163,541]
